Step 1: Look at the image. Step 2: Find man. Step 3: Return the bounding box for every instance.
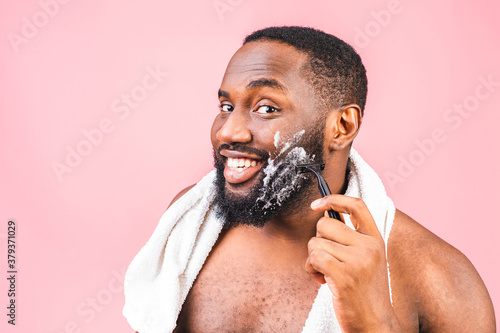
[123,26,495,332]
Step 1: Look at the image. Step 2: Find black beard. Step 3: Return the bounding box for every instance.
[212,127,325,229]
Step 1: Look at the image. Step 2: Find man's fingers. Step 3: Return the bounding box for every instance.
[311,195,379,235]
[308,236,351,262]
[305,247,342,281]
[315,217,358,246]
[305,256,327,284]
[323,210,346,224]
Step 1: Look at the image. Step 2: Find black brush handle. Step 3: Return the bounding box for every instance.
[315,174,341,220]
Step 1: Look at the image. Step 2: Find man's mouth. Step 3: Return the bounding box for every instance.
[224,157,264,184]
[227,157,259,170]
[220,149,265,185]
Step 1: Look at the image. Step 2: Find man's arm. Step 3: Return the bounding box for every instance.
[306,195,402,332]
[389,210,496,332]
[166,184,196,209]
[306,196,495,332]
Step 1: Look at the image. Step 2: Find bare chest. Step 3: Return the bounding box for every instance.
[174,251,320,332]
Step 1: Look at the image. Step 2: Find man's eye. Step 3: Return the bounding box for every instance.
[255,105,279,114]
[219,104,234,112]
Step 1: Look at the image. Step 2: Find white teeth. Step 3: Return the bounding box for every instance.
[227,157,259,170]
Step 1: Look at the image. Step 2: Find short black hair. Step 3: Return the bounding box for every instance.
[244,26,367,115]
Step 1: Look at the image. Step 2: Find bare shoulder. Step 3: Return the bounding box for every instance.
[387,209,495,332]
[167,184,196,209]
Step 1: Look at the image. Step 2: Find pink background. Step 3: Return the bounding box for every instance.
[1,0,499,332]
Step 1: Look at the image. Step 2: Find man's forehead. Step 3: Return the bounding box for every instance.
[221,41,310,92]
[232,41,307,69]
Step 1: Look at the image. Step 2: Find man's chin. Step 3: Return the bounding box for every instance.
[213,170,269,228]
[223,162,264,185]
[213,176,309,229]
[223,177,260,198]
[223,163,266,191]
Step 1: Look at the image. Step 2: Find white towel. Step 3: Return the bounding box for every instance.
[123,148,395,333]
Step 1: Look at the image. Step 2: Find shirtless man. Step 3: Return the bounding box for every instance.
[136,26,495,332]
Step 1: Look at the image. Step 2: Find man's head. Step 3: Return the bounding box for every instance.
[211,26,366,228]
[244,26,368,115]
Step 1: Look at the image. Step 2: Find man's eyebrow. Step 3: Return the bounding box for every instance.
[246,78,287,92]
[218,89,229,98]
[217,79,286,99]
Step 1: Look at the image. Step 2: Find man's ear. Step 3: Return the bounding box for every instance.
[325,104,362,151]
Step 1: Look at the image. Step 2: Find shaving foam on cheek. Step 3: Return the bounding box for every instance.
[256,130,315,210]
[273,131,281,150]
[273,130,306,155]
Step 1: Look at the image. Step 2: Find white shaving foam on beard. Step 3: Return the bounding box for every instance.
[256,130,315,210]
[274,130,305,155]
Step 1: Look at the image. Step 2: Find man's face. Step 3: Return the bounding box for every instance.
[211,41,327,228]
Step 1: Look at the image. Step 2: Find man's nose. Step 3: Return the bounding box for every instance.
[216,110,252,144]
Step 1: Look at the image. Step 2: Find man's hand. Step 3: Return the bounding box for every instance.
[305,195,401,332]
